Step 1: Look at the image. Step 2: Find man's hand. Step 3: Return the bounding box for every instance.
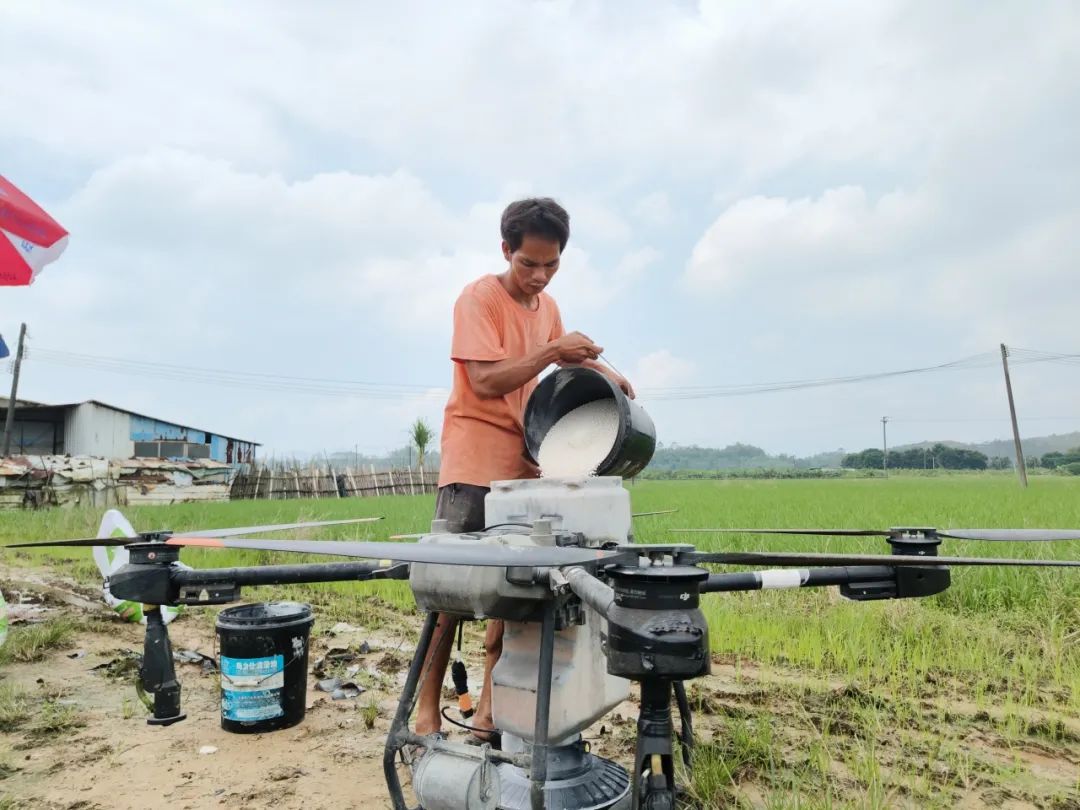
[552,331,602,364]
[611,373,635,400]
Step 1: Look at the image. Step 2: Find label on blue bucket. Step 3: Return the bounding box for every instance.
[221,654,285,722]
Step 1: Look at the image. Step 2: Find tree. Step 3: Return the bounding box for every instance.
[841,448,885,469]
[1042,448,1080,469]
[411,418,435,471]
[842,445,988,471]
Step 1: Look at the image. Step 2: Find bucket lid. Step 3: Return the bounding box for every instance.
[216,601,312,628]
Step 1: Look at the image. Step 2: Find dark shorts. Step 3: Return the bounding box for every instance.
[434,483,489,534]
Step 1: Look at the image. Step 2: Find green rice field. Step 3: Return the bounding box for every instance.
[3,474,1079,807]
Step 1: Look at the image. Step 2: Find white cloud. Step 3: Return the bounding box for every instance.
[633,349,696,391]
[685,186,932,293]
[633,193,674,228]
[683,178,1080,346]
[41,150,646,338]
[563,198,632,245]
[615,247,661,283]
[6,2,1075,184]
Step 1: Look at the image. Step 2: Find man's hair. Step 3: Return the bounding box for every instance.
[500,198,571,253]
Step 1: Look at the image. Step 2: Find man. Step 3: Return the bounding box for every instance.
[414,197,633,744]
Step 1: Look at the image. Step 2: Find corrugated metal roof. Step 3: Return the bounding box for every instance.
[1,398,260,445]
[0,397,47,408]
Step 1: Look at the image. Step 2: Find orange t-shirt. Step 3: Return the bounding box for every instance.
[439,274,565,488]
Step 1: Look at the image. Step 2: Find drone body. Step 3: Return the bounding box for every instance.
[407,477,640,810]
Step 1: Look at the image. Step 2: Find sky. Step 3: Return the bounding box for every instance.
[2,0,1079,459]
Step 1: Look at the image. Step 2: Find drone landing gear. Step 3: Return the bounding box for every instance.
[141,605,186,726]
[630,680,679,810]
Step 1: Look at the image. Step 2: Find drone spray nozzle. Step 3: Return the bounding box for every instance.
[451,623,474,718]
[451,659,474,718]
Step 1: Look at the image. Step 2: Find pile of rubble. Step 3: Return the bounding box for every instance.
[0,455,237,509]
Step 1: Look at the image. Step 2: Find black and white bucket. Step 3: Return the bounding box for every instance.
[215,601,314,733]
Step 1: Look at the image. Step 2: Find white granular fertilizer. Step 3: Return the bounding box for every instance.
[538,399,620,477]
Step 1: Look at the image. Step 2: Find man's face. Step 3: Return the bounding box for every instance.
[503,234,561,295]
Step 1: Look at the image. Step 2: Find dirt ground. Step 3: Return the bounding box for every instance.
[2,567,1079,809]
[2,608,401,808]
[0,570,643,810]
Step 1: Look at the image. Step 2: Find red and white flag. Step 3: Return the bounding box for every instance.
[0,174,69,286]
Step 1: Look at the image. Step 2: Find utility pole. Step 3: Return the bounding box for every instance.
[881,416,889,477]
[1000,344,1028,488]
[2,323,28,457]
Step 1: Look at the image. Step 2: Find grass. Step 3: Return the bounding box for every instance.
[27,701,85,739]
[0,687,30,733]
[0,622,78,665]
[2,475,1079,805]
[361,697,379,729]
[0,619,78,665]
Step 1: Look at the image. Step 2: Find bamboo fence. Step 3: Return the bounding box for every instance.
[230,462,437,500]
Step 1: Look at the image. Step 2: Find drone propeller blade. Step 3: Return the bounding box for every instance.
[673,528,891,537]
[5,517,386,549]
[172,517,383,539]
[689,551,1080,568]
[166,537,618,567]
[633,509,679,518]
[7,536,138,549]
[938,529,1080,542]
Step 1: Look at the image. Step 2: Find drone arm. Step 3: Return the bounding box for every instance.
[701,566,895,593]
[700,565,950,601]
[561,566,615,619]
[168,561,409,605]
[110,558,408,606]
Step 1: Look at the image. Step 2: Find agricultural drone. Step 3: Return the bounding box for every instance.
[10,477,1080,810]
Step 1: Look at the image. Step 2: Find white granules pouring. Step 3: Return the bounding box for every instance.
[537,399,620,477]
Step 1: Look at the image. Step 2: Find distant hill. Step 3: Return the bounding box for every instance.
[648,443,842,471]
[894,432,1080,461]
[648,432,1080,472]
[317,432,1079,474]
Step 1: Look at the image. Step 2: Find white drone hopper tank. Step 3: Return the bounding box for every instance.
[485,476,632,545]
[488,477,631,745]
[492,607,629,746]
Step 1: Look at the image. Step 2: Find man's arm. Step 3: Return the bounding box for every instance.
[466,344,560,399]
[466,332,602,399]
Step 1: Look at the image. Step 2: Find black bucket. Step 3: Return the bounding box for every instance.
[215,601,314,734]
[524,366,657,479]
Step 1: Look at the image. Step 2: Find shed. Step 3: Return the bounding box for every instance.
[0,398,259,465]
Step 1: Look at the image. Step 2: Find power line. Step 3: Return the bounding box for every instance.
[888,416,1077,423]
[640,353,1001,400]
[27,347,445,401]
[17,345,1079,404]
